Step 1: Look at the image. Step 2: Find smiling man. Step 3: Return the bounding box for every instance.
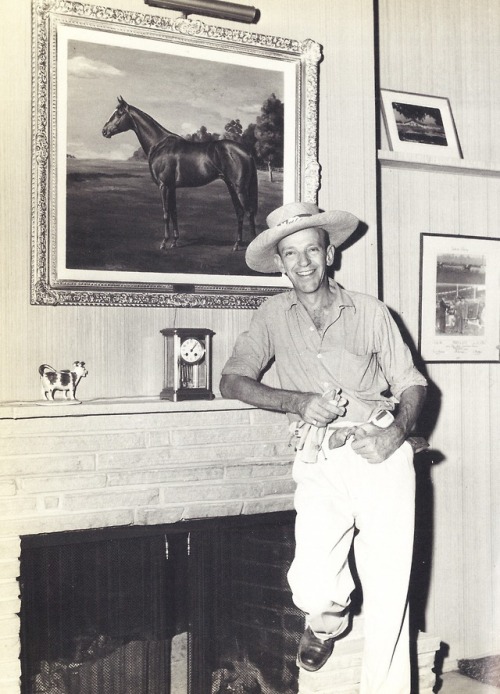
[220,201,427,693]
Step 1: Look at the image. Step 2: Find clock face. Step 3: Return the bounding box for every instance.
[180,337,206,364]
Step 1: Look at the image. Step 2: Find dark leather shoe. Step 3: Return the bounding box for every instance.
[297,626,334,672]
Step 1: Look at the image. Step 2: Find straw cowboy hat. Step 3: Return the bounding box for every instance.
[245,201,360,274]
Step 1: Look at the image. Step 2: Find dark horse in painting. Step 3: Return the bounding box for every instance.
[102,97,258,251]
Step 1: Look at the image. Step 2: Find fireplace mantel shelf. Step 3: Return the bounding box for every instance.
[0,395,256,420]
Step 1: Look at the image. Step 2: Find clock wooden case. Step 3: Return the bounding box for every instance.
[160,328,215,401]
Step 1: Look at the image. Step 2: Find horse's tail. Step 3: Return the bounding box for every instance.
[248,156,258,215]
[212,141,258,214]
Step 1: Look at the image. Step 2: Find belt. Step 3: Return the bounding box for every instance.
[290,420,429,465]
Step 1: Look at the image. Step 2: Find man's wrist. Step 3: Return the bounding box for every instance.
[389,421,407,446]
[283,391,305,416]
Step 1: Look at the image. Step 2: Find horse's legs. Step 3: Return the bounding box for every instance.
[224,182,245,251]
[247,209,256,239]
[159,185,179,250]
[167,188,180,247]
[232,189,257,249]
[159,184,171,250]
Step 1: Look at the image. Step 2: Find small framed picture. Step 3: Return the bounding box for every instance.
[419,233,500,363]
[380,89,462,158]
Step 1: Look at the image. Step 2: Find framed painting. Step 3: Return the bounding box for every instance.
[31,0,322,308]
[419,233,500,363]
[380,89,462,158]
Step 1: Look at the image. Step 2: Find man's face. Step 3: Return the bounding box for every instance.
[274,227,334,294]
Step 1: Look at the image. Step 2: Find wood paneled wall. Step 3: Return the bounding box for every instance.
[378,0,500,164]
[3,0,497,669]
[0,0,377,402]
[378,0,500,665]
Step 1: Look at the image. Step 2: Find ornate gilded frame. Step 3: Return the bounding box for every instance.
[31,0,322,308]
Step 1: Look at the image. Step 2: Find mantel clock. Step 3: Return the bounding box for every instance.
[160,328,215,401]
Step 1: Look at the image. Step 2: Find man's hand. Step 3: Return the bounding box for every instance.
[350,385,427,463]
[350,422,405,464]
[219,375,350,427]
[297,389,348,427]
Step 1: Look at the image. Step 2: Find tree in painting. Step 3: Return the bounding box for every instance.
[255,93,284,180]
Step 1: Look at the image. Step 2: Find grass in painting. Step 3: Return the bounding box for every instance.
[66,159,283,278]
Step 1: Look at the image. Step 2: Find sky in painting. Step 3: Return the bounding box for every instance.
[66,38,284,161]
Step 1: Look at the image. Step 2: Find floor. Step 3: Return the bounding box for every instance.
[439,671,499,693]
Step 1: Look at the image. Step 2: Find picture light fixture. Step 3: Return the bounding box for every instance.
[144,0,260,24]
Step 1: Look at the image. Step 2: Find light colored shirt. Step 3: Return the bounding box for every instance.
[222,280,427,422]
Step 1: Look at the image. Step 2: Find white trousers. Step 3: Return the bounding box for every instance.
[288,436,416,694]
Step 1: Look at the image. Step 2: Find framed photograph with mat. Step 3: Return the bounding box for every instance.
[380,89,462,158]
[418,233,500,363]
[31,0,322,309]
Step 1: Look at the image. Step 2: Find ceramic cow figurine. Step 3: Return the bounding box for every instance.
[39,361,88,401]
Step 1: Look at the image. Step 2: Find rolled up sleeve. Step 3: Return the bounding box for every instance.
[375,303,427,399]
[221,304,275,380]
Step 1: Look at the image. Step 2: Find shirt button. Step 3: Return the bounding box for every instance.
[323,382,329,388]
[310,326,315,331]
[317,353,323,359]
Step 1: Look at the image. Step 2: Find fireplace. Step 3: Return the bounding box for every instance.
[0,399,299,694]
[0,398,440,694]
[19,513,302,694]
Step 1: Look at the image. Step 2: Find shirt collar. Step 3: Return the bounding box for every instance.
[283,278,356,313]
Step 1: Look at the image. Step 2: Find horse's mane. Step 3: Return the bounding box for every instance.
[127,103,180,139]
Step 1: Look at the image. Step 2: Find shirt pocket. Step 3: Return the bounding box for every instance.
[331,347,376,392]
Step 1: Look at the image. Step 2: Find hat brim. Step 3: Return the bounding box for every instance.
[245,210,360,274]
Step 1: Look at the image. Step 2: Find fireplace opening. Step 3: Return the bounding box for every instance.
[20,512,303,694]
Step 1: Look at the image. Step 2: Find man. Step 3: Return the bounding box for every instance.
[220,201,427,694]
[456,297,468,334]
[437,297,447,333]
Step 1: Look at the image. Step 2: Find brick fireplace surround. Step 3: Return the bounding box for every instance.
[0,398,440,694]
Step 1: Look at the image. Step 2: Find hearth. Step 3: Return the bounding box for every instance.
[19,512,303,694]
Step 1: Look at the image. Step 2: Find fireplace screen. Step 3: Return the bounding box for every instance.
[20,513,302,694]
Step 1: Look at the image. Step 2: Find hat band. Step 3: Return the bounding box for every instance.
[274,213,313,229]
